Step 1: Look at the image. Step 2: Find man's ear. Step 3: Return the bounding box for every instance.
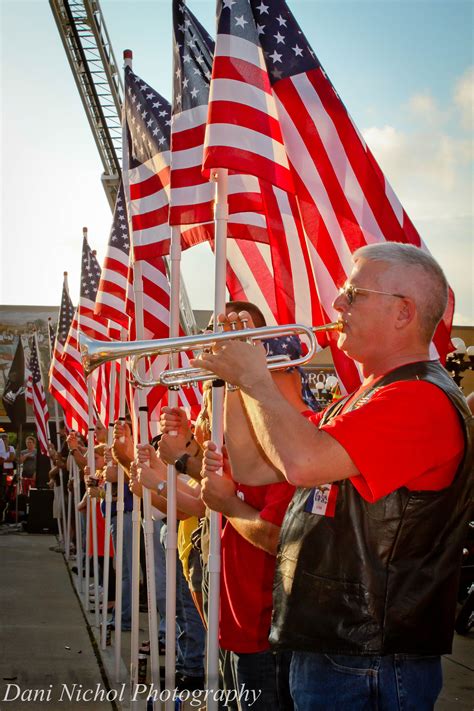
[394,297,416,330]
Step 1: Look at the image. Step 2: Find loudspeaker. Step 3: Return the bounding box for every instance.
[26,489,57,534]
[35,453,52,489]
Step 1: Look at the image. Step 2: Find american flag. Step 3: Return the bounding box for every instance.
[123,64,202,418]
[124,67,173,260]
[62,233,118,428]
[203,1,294,194]
[203,0,454,389]
[170,1,215,227]
[172,1,321,327]
[95,182,131,330]
[49,274,89,435]
[48,318,56,354]
[124,58,278,328]
[26,336,50,455]
[170,0,267,245]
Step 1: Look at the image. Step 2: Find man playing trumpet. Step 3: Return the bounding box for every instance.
[194,243,472,711]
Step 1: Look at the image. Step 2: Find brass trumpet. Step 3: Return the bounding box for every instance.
[79,321,342,389]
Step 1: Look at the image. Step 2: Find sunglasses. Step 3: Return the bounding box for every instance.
[339,283,405,305]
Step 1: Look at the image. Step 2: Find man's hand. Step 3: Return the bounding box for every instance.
[87,486,102,499]
[129,461,143,497]
[200,441,236,516]
[190,310,271,393]
[112,422,134,466]
[104,447,118,482]
[159,407,192,438]
[136,443,159,467]
[158,433,188,465]
[136,461,165,491]
[67,432,79,451]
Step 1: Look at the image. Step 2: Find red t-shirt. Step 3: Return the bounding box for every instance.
[305,379,464,503]
[219,480,295,653]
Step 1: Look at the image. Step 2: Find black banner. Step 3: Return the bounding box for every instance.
[2,337,26,427]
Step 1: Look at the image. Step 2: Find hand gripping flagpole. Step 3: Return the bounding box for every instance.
[101,361,116,650]
[122,50,160,706]
[114,331,127,682]
[207,168,228,709]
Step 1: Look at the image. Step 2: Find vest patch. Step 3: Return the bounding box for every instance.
[305,484,338,517]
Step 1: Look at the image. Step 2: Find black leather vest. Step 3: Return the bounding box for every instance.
[270,361,473,655]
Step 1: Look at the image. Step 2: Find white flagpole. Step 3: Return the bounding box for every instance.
[129,406,142,706]
[163,226,181,710]
[207,168,228,709]
[121,50,160,704]
[66,467,73,562]
[84,478,91,607]
[133,260,161,699]
[101,361,116,649]
[123,104,142,711]
[72,458,84,595]
[87,377,101,628]
[47,319,67,552]
[114,332,127,681]
[80,227,100,626]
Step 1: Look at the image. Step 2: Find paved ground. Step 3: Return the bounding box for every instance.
[0,531,114,711]
[0,529,472,710]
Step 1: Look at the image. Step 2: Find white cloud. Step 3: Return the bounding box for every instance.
[454,66,474,131]
[408,91,447,126]
[362,67,473,323]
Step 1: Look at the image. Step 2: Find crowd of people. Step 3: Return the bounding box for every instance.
[4,243,472,710]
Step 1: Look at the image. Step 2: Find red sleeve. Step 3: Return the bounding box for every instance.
[306,381,464,503]
[258,482,296,527]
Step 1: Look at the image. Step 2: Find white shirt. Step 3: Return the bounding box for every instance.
[3,445,15,471]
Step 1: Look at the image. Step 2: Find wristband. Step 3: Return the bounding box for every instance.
[175,453,190,475]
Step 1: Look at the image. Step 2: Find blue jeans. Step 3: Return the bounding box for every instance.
[289,651,443,711]
[110,511,133,630]
[160,523,205,677]
[230,649,293,711]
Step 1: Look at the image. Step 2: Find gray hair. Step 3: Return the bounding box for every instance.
[353,242,448,342]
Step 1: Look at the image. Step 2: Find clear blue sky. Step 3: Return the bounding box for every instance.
[1,0,472,324]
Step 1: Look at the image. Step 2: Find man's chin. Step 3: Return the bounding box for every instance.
[337,331,347,350]
[337,332,357,359]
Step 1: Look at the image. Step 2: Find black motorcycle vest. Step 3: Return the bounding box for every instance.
[270,360,473,655]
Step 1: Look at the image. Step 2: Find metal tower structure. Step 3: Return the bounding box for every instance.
[50,0,198,333]
[50,0,123,209]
